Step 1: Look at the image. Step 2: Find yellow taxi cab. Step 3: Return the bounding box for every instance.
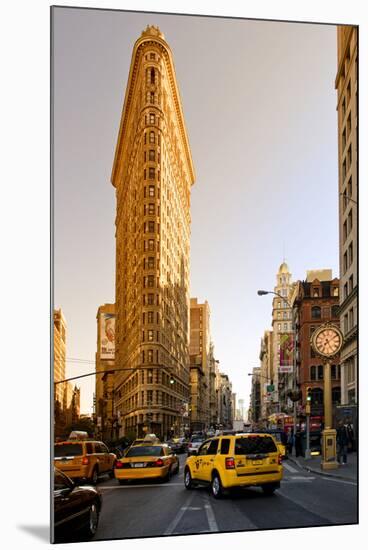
[114,443,179,484]
[270,432,287,460]
[54,439,117,484]
[184,433,283,498]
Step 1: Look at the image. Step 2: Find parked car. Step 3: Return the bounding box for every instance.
[114,443,179,484]
[184,433,283,498]
[53,468,102,542]
[54,439,116,484]
[187,435,205,456]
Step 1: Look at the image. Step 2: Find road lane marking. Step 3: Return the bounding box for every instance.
[283,462,299,473]
[164,491,196,535]
[316,477,357,486]
[290,476,315,481]
[98,483,183,489]
[202,494,219,532]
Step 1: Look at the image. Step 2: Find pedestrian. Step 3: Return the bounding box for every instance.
[336,420,349,465]
[346,420,355,453]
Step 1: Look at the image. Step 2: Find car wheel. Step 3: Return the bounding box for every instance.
[184,467,194,490]
[90,467,99,485]
[84,502,99,538]
[163,466,172,483]
[211,472,224,499]
[262,484,278,496]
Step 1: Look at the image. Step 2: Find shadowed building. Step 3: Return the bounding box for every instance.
[111,26,195,439]
[335,26,357,410]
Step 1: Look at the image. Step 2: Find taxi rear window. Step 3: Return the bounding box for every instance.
[125,446,164,457]
[54,443,83,457]
[234,436,277,455]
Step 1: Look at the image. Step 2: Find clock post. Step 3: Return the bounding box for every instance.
[310,323,343,471]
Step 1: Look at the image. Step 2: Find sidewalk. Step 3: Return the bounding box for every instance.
[288,451,357,482]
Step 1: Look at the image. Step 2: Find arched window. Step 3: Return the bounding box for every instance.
[332,386,341,404]
[311,387,323,405]
[310,366,316,381]
[317,365,324,380]
[331,305,339,318]
[311,306,321,319]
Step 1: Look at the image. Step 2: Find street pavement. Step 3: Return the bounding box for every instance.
[288,451,357,481]
[91,454,357,541]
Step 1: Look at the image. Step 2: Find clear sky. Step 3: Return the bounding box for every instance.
[53,7,339,414]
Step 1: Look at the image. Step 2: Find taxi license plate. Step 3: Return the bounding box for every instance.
[133,463,145,468]
[252,460,263,465]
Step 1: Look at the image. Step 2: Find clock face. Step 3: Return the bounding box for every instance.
[314,327,342,357]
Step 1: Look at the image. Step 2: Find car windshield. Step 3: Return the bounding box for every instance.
[235,436,277,455]
[125,446,164,457]
[191,437,204,443]
[54,443,83,457]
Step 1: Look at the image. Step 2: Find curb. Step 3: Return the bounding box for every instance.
[288,456,357,483]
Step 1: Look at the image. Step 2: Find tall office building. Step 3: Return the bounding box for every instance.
[189,298,211,431]
[335,26,357,406]
[111,26,195,438]
[54,309,67,407]
[95,303,116,440]
[271,262,295,413]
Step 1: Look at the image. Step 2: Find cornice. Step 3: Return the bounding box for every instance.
[111,32,195,189]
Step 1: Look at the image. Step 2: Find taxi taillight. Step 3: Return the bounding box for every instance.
[278,454,282,465]
[155,458,164,467]
[115,460,123,469]
[82,457,89,465]
[225,457,235,469]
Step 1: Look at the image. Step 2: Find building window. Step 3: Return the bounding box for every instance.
[343,283,348,299]
[317,365,323,380]
[332,387,341,405]
[148,239,155,251]
[148,330,154,342]
[347,209,353,233]
[310,366,316,381]
[150,53,155,60]
[149,113,155,124]
[331,305,339,318]
[149,131,155,144]
[150,68,155,84]
[348,242,353,266]
[149,167,155,180]
[147,311,154,324]
[147,257,154,269]
[150,92,154,104]
[277,302,281,309]
[344,313,349,334]
[147,221,155,233]
[313,288,320,297]
[311,306,321,319]
[349,307,354,329]
[343,221,347,242]
[343,251,348,273]
[348,274,354,294]
[147,293,154,305]
[283,323,288,331]
[333,287,339,297]
[148,185,155,197]
[149,150,155,161]
[148,203,155,215]
[277,323,281,331]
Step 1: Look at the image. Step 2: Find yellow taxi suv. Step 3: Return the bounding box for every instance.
[114,444,179,484]
[54,440,117,484]
[184,433,283,498]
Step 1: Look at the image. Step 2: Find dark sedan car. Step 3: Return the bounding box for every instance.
[53,468,102,542]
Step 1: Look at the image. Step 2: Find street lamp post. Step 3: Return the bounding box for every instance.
[257,290,298,457]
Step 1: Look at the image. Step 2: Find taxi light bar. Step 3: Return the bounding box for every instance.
[225,457,235,469]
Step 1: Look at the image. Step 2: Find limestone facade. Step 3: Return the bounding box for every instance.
[111,26,195,439]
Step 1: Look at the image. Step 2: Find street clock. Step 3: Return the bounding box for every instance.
[310,323,343,358]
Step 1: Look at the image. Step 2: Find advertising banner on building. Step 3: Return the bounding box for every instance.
[279,333,293,373]
[100,313,115,359]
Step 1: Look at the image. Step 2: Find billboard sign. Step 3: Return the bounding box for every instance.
[279,333,293,373]
[100,313,115,359]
